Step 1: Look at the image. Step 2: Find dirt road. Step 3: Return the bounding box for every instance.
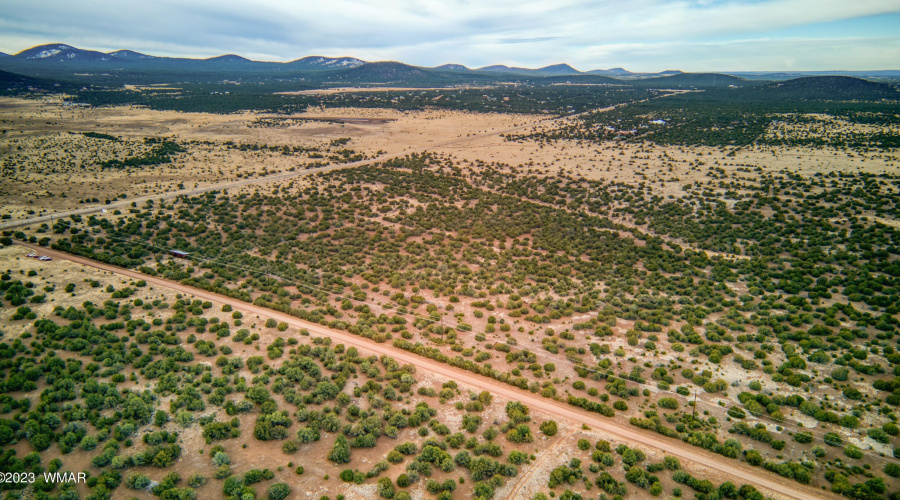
[0,108,563,232]
[0,94,681,233]
[13,241,837,500]
[0,159,374,231]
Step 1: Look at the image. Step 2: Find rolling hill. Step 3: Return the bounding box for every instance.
[106,49,154,60]
[758,75,899,101]
[432,64,470,72]
[203,54,253,64]
[477,63,580,76]
[0,43,896,92]
[329,61,432,83]
[0,68,79,94]
[286,56,365,70]
[0,43,367,75]
[632,72,749,88]
[0,68,43,87]
[586,67,633,77]
[13,43,110,63]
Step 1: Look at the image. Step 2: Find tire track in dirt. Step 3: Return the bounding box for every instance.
[14,240,839,500]
[506,438,564,499]
[1,94,682,232]
[0,110,563,231]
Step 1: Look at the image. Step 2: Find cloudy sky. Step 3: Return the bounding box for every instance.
[1,0,898,71]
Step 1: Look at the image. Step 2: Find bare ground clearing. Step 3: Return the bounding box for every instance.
[4,95,894,229]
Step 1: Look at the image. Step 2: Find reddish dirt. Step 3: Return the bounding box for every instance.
[14,240,841,500]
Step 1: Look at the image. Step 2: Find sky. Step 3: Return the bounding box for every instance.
[1,0,898,72]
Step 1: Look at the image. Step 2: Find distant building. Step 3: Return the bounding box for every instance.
[169,250,190,259]
[650,119,667,125]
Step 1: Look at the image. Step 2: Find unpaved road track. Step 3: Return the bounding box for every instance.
[14,241,837,500]
[0,158,378,231]
[0,109,563,231]
[0,94,674,232]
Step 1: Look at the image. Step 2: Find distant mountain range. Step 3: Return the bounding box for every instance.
[478,63,581,76]
[0,44,898,87]
[0,43,367,72]
[0,43,691,79]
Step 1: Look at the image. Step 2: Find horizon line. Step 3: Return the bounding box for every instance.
[2,42,899,74]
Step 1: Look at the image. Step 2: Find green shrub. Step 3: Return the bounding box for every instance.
[539,420,558,436]
[844,445,863,460]
[267,483,290,500]
[886,463,900,478]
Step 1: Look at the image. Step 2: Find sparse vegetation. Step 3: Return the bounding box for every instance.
[2,69,899,499]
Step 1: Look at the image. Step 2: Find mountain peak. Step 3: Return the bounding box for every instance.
[337,61,429,82]
[538,63,579,74]
[477,64,512,72]
[205,54,251,63]
[12,43,117,63]
[288,56,366,69]
[586,67,632,76]
[434,63,470,71]
[476,63,580,76]
[16,43,78,59]
[0,43,696,81]
[108,49,153,59]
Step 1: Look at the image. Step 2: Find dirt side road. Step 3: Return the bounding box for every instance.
[0,107,562,232]
[13,241,837,500]
[1,94,676,232]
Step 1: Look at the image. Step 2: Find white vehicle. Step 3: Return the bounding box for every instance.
[38,256,52,261]
[26,253,38,258]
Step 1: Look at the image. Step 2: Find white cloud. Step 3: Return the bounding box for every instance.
[0,0,897,70]
[575,36,900,71]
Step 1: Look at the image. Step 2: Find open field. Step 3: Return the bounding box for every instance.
[4,241,833,500]
[0,97,546,222]
[3,94,895,224]
[2,73,900,500]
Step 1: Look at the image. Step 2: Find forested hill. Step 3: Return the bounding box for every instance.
[631,73,749,88]
[669,76,900,107]
[754,76,900,101]
[0,69,82,94]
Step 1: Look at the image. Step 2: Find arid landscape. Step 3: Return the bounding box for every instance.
[1,28,900,500]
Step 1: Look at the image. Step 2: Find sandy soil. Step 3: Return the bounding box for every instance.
[4,94,894,228]
[12,240,841,500]
[0,98,546,222]
[3,96,897,497]
[0,243,522,499]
